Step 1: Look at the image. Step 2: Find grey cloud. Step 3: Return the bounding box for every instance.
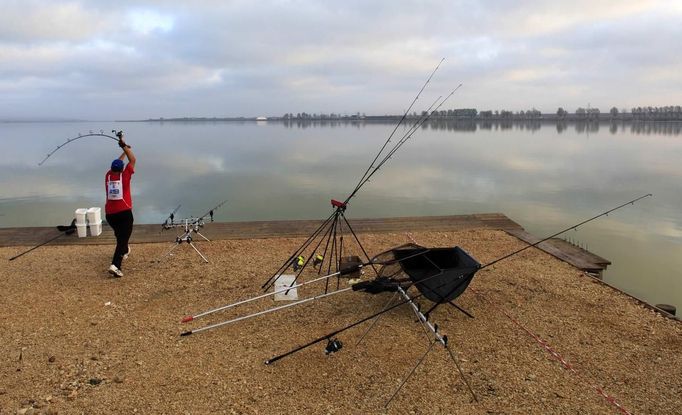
[0,1,680,119]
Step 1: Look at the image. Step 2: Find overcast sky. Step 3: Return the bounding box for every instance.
[1,0,681,120]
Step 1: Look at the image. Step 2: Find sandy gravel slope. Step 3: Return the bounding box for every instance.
[1,230,680,414]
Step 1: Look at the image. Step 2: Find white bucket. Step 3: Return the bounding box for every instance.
[89,221,102,237]
[274,274,298,301]
[75,208,88,225]
[76,223,88,238]
[86,207,101,224]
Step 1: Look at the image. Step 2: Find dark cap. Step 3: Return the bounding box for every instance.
[111,159,124,172]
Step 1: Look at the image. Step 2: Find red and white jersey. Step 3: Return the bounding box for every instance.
[105,165,135,214]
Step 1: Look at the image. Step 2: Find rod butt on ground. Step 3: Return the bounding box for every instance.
[180,331,193,337]
[181,316,193,323]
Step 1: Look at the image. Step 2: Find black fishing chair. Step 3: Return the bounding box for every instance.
[355,243,480,318]
[391,245,480,303]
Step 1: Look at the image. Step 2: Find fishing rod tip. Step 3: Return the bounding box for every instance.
[181,316,193,323]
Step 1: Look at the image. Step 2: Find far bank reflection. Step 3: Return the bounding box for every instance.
[276,118,682,136]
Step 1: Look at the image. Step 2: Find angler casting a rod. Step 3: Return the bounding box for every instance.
[105,131,136,278]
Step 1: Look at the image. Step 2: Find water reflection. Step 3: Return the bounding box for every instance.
[273,118,682,136]
[574,121,600,134]
[0,120,680,310]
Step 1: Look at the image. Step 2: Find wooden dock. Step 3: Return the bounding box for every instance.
[0,213,609,275]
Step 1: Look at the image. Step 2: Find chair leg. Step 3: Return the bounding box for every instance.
[449,301,474,318]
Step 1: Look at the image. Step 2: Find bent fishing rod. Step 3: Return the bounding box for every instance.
[262,194,652,364]
[38,130,129,166]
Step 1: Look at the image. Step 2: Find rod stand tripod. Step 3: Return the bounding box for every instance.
[163,217,211,263]
[261,199,378,293]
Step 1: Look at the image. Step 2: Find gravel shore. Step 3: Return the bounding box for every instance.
[1,229,680,414]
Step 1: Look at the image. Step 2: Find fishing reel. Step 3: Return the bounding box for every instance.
[191,217,206,231]
[112,130,124,139]
[176,234,192,243]
[324,338,343,355]
[162,214,176,229]
[292,255,305,271]
[312,254,324,268]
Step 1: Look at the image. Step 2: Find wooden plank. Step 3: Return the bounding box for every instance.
[0,213,523,247]
[1,213,610,276]
[505,228,610,274]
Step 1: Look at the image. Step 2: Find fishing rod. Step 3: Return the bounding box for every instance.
[263,283,435,364]
[9,220,77,261]
[261,78,463,292]
[260,62,451,291]
[386,285,479,405]
[259,210,342,289]
[263,194,653,364]
[344,83,463,204]
[181,271,349,323]
[181,287,354,337]
[161,199,227,230]
[161,204,182,230]
[347,58,444,200]
[419,193,654,319]
[182,245,431,332]
[38,130,130,166]
[195,199,228,224]
[352,194,655,406]
[160,199,228,263]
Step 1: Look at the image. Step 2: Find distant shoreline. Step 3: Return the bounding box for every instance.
[121,115,682,123]
[3,115,680,124]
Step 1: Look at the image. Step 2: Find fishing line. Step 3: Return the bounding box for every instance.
[469,286,633,415]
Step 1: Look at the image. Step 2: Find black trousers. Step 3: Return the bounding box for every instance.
[106,209,134,269]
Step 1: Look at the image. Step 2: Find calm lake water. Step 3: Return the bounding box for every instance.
[1,120,680,310]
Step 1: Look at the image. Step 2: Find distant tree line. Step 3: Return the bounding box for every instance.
[628,106,682,120]
[282,112,366,120]
[279,105,681,121]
